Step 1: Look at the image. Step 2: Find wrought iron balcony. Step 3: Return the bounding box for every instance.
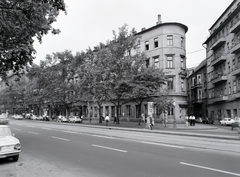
[211,53,227,66]
[229,19,240,33]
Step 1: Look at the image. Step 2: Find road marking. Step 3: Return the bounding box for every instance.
[16,124,23,126]
[52,136,69,141]
[27,125,35,128]
[13,128,21,131]
[62,130,77,134]
[141,141,185,149]
[180,162,240,176]
[92,144,127,153]
[92,135,115,139]
[41,127,52,130]
[28,131,39,135]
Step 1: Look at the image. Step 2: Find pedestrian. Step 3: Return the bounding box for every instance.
[113,115,117,123]
[192,115,196,126]
[141,113,145,123]
[189,115,193,126]
[185,115,189,126]
[105,115,110,126]
[146,115,153,130]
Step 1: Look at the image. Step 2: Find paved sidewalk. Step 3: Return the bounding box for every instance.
[78,119,240,140]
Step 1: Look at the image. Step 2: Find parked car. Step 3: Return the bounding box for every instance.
[69,116,82,123]
[195,117,202,123]
[30,114,37,120]
[13,114,24,120]
[43,115,50,121]
[231,117,240,130]
[202,117,214,124]
[220,118,235,126]
[36,116,44,121]
[0,114,9,124]
[57,116,68,122]
[0,125,21,161]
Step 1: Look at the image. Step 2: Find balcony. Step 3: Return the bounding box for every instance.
[191,83,202,90]
[229,19,240,33]
[211,54,227,67]
[232,64,240,76]
[210,37,226,50]
[230,39,240,54]
[233,90,240,99]
[211,75,227,84]
[192,98,203,104]
[211,95,228,103]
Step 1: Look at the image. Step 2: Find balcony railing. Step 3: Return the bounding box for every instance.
[232,64,240,76]
[210,36,226,50]
[211,72,227,84]
[229,18,240,33]
[230,39,240,54]
[211,53,227,66]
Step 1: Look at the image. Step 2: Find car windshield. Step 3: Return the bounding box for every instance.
[0,127,12,137]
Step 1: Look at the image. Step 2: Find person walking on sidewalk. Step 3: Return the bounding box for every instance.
[105,115,110,126]
[146,115,154,130]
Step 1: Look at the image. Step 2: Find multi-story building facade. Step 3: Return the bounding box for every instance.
[187,59,208,119]
[87,15,188,123]
[203,0,240,121]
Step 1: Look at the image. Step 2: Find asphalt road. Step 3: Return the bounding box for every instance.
[1,120,240,177]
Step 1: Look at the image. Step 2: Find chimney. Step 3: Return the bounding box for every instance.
[157,14,162,24]
[141,27,146,31]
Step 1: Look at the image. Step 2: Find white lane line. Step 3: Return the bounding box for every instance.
[141,141,185,149]
[41,127,52,130]
[27,125,35,128]
[92,135,115,139]
[28,131,39,135]
[62,130,77,134]
[92,144,127,153]
[52,136,69,141]
[180,162,240,176]
[13,128,21,131]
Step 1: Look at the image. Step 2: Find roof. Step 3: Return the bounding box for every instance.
[136,22,188,35]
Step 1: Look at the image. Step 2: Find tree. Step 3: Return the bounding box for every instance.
[0,0,66,80]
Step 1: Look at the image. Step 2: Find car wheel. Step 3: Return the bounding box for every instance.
[12,154,19,162]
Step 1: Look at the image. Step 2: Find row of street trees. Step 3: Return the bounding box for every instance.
[0,22,174,123]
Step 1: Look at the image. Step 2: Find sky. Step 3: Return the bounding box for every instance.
[33,0,233,68]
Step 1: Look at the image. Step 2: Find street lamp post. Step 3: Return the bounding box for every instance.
[173,101,177,128]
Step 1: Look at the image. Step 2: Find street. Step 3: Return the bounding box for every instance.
[1,119,240,177]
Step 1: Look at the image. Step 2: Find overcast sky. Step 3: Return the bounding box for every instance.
[33,0,233,68]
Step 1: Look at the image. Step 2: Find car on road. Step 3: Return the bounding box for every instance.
[0,114,9,124]
[202,117,214,124]
[13,114,24,120]
[0,125,21,161]
[36,116,44,121]
[69,116,82,123]
[57,116,68,122]
[195,117,202,123]
[220,118,235,126]
[231,117,240,130]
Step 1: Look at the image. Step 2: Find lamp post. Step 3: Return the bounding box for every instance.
[173,101,177,128]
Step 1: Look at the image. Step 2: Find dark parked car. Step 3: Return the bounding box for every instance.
[202,117,214,124]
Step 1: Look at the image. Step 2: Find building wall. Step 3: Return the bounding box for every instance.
[204,0,240,121]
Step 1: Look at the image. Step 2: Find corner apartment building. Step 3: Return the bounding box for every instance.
[88,15,188,122]
[203,0,240,121]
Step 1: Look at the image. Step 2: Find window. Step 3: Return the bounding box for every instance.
[180,56,184,69]
[168,107,174,116]
[154,37,158,48]
[229,82,231,95]
[146,59,149,68]
[153,56,159,68]
[167,77,174,89]
[167,35,173,46]
[233,81,237,93]
[181,37,184,47]
[181,78,184,91]
[167,56,174,68]
[145,41,149,50]
[126,105,131,117]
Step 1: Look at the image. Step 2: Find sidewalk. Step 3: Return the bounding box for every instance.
[78,119,240,140]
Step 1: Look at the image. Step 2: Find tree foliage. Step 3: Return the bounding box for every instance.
[0,0,66,80]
